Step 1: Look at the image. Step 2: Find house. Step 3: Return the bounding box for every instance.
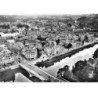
[0,44,14,65]
[0,32,19,38]
[22,46,37,60]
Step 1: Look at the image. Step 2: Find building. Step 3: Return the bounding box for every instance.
[0,44,15,65]
[22,46,37,60]
[0,32,19,38]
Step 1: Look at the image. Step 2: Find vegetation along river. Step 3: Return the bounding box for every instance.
[37,43,98,77]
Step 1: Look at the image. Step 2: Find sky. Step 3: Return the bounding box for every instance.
[0,0,98,15]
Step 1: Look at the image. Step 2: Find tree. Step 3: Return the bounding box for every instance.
[88,15,98,30]
[62,43,72,50]
[93,48,98,59]
[17,23,29,29]
[72,60,95,82]
[0,24,10,29]
[0,69,15,82]
[72,60,87,74]
[77,16,89,29]
[57,65,77,82]
[7,42,24,55]
[84,35,89,42]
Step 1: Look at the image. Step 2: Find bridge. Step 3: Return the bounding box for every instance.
[19,60,66,82]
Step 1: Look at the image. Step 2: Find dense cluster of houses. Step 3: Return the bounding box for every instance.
[0,45,15,65]
[0,15,97,69]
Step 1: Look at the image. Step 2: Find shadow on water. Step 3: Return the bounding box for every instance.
[14,67,42,82]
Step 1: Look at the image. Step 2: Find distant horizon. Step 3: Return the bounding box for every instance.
[0,13,96,16]
[0,14,96,20]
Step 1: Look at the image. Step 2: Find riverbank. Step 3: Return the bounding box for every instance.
[35,42,98,68]
[34,42,98,77]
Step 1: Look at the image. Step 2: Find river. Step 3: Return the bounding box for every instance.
[42,44,98,77]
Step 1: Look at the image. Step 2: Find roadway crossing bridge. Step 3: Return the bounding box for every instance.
[19,60,67,82]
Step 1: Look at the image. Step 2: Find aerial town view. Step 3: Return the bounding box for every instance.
[0,14,98,82]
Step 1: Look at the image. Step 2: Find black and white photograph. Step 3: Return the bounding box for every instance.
[0,0,98,84]
[1,0,98,98]
[0,14,98,82]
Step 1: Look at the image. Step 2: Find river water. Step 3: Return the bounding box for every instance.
[14,73,31,82]
[42,44,98,77]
